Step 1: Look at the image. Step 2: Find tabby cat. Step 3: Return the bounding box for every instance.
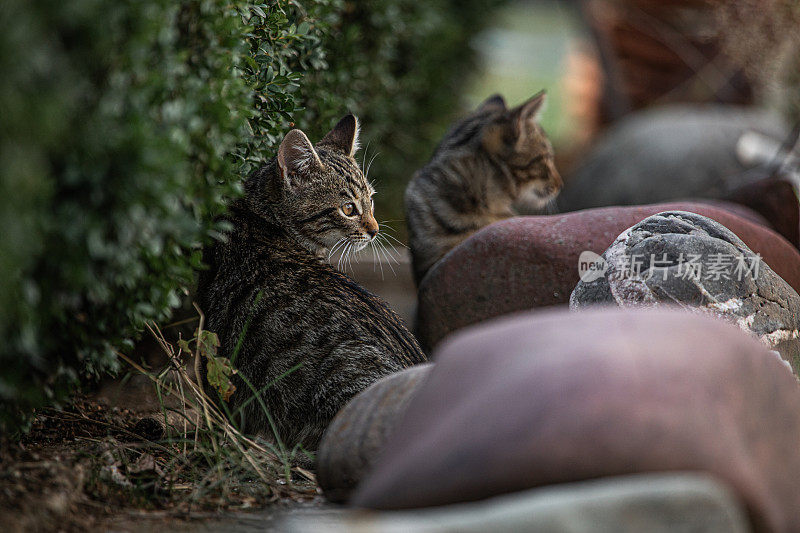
[197,115,426,451]
[405,92,562,284]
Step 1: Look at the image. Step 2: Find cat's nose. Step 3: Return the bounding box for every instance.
[364,215,379,238]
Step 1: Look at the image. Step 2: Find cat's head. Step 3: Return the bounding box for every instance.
[259,115,378,254]
[441,91,562,207]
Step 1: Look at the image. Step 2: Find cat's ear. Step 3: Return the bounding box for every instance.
[277,129,322,187]
[509,90,546,137]
[477,94,507,113]
[319,114,360,157]
[479,94,512,156]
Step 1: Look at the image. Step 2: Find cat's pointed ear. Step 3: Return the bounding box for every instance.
[319,114,360,157]
[509,90,546,136]
[477,94,507,113]
[277,129,322,187]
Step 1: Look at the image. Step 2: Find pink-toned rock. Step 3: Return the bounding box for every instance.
[352,308,800,532]
[416,202,800,350]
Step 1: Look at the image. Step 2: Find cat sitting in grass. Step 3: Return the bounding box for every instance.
[197,115,426,452]
[405,91,563,285]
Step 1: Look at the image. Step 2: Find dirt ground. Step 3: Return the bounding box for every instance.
[1,393,332,532]
[1,254,414,532]
[0,395,327,531]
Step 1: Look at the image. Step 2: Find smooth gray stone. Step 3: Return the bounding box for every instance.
[558,105,788,212]
[570,211,800,371]
[317,364,433,503]
[284,474,750,533]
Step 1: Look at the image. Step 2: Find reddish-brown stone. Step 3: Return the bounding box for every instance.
[416,201,800,350]
[723,179,800,248]
[353,308,800,532]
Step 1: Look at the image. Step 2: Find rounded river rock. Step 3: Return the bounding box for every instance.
[570,211,800,370]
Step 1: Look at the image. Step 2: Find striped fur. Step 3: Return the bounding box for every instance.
[197,115,426,452]
[405,92,563,284]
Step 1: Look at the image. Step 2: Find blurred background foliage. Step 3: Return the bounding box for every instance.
[0,0,507,430]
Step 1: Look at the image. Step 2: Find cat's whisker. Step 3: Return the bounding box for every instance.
[374,236,397,266]
[382,239,403,266]
[370,240,385,280]
[374,221,408,251]
[337,242,350,272]
[365,151,380,182]
[341,242,351,274]
[377,242,386,280]
[374,240,388,270]
[346,243,354,274]
[379,241,401,266]
[376,240,397,276]
[328,237,346,261]
[383,233,407,249]
[366,153,377,176]
[360,140,372,170]
[377,226,399,236]
[347,242,354,274]
[544,197,558,215]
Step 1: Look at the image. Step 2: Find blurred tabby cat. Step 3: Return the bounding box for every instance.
[405,92,562,284]
[197,115,426,451]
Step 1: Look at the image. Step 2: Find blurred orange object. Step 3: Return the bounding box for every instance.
[581,0,755,128]
[563,43,604,145]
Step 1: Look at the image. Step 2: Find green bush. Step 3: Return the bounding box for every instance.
[304,0,508,225]
[238,0,507,228]
[0,0,254,429]
[0,0,503,430]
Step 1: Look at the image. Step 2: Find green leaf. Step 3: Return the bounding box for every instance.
[206,354,237,402]
[197,330,220,358]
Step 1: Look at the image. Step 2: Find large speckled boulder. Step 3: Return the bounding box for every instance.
[317,364,432,503]
[571,211,800,371]
[416,202,800,350]
[352,308,800,532]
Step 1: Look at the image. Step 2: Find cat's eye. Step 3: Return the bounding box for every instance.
[341,202,356,217]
